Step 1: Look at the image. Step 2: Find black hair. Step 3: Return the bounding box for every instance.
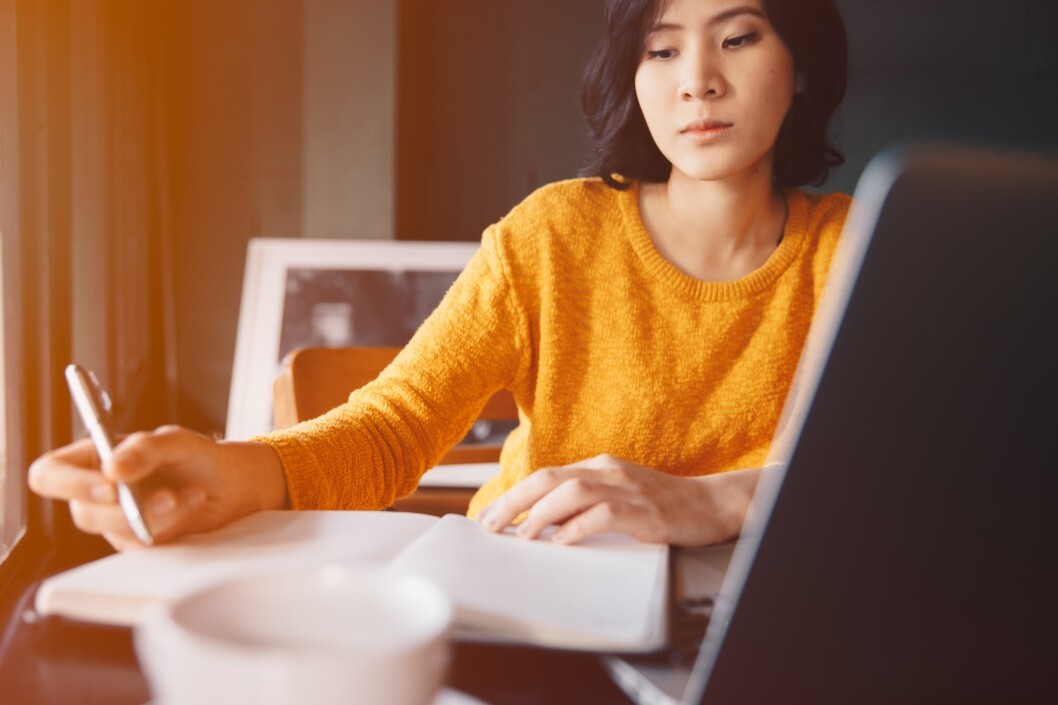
[581,0,848,189]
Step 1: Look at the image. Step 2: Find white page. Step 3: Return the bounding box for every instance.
[387,515,669,652]
[35,510,437,627]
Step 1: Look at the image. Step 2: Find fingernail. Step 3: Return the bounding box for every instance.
[516,523,532,538]
[89,483,115,503]
[551,530,568,543]
[476,504,494,525]
[148,492,176,516]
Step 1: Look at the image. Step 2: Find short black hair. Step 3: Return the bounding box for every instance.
[581,0,848,190]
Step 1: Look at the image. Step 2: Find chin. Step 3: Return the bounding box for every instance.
[671,163,745,183]
[669,152,774,185]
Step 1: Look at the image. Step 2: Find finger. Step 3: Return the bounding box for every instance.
[141,485,208,544]
[516,477,630,541]
[550,500,648,545]
[478,465,578,533]
[102,531,149,553]
[28,440,116,504]
[479,455,637,533]
[70,484,207,546]
[106,426,206,484]
[69,499,142,540]
[44,437,103,469]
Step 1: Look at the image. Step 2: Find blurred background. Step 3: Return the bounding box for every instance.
[1,0,1056,449]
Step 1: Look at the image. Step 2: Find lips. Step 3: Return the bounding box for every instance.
[681,119,733,134]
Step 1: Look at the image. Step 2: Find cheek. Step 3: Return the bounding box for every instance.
[634,71,650,116]
[773,56,799,112]
[634,70,665,129]
[757,68,796,124]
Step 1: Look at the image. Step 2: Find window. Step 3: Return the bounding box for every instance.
[0,235,23,562]
[1,0,175,572]
[0,0,75,569]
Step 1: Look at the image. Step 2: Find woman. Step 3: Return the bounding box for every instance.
[29,0,850,550]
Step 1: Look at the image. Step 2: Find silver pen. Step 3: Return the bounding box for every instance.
[65,363,154,545]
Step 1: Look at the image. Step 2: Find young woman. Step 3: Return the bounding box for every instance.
[29,0,850,551]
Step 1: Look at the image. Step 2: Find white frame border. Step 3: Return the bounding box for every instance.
[225,237,480,441]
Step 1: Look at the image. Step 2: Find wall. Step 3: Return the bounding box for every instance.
[396,0,601,242]
[304,0,396,241]
[162,0,305,431]
[829,0,1058,193]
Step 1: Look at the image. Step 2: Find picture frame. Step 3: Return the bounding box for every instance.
[225,238,481,442]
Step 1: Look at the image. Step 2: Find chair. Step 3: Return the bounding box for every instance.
[273,346,518,515]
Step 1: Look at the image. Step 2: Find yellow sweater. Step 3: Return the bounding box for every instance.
[260,178,850,517]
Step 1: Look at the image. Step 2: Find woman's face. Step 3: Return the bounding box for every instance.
[634,0,800,185]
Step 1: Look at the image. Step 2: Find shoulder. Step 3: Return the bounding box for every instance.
[482,177,633,263]
[471,178,638,305]
[795,190,852,230]
[788,189,851,252]
[781,190,853,288]
[497,177,628,231]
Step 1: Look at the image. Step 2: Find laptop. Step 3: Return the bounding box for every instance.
[604,146,1058,705]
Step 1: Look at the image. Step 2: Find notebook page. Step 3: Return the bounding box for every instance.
[387,514,669,652]
[35,511,438,626]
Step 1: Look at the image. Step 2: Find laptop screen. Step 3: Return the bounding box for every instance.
[687,147,1058,705]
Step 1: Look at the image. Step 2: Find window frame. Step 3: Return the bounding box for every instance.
[0,0,79,592]
[0,232,23,564]
[0,229,34,592]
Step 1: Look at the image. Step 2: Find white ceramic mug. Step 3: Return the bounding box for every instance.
[134,565,452,705]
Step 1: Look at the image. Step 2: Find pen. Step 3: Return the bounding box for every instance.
[64,363,154,545]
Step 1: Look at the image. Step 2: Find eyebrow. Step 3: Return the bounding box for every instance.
[648,6,766,34]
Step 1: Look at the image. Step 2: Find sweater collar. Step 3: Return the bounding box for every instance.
[619,181,810,302]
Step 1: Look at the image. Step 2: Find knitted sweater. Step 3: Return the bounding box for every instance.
[259,178,850,517]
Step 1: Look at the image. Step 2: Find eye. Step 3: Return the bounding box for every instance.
[645,48,679,61]
[722,32,760,50]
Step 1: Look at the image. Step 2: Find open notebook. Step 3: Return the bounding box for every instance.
[34,510,669,653]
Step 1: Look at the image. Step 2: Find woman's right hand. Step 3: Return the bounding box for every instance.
[28,426,289,551]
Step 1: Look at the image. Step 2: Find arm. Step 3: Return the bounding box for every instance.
[262,230,527,511]
[29,231,524,547]
[475,454,761,547]
[29,427,288,550]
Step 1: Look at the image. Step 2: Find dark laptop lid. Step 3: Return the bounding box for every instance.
[689,147,1058,705]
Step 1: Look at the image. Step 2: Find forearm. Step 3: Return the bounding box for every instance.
[257,407,426,511]
[256,355,516,510]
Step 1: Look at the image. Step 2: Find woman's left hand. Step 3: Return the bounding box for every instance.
[475,454,761,547]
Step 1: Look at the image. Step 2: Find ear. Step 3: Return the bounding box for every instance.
[794,72,807,95]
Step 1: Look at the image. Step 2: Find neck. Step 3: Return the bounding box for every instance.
[640,164,788,282]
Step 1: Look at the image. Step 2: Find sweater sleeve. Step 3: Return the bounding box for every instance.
[256,228,529,510]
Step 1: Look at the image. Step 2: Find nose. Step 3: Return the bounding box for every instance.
[679,47,725,100]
